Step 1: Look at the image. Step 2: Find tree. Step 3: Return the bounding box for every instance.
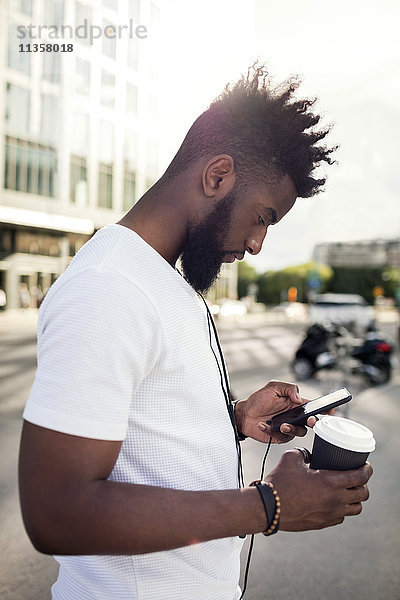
[327,266,400,304]
[257,263,333,305]
[237,260,258,298]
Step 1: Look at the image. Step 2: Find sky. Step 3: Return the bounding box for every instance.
[156,0,400,273]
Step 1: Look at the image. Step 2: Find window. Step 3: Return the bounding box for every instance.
[127,37,138,70]
[43,51,61,84]
[67,233,87,256]
[75,2,92,46]
[99,120,114,163]
[75,58,90,95]
[146,138,158,178]
[98,164,113,208]
[150,3,160,28]
[8,23,31,74]
[123,170,136,211]
[0,229,14,255]
[102,20,116,59]
[38,145,57,196]
[103,0,118,10]
[128,0,140,22]
[126,83,138,117]
[124,130,137,170]
[71,112,89,156]
[147,93,158,123]
[16,231,61,256]
[98,122,114,208]
[7,0,32,16]
[43,0,64,27]
[27,141,38,194]
[70,155,88,205]
[5,83,30,137]
[101,70,115,108]
[40,94,60,146]
[5,136,58,197]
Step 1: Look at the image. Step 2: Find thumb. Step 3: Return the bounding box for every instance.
[280,448,311,468]
[293,447,311,464]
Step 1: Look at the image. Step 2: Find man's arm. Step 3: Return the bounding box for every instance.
[19,421,372,556]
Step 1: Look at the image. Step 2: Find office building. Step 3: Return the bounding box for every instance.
[313,238,400,269]
[0,0,177,309]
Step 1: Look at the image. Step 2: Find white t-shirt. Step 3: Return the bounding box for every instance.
[24,224,243,600]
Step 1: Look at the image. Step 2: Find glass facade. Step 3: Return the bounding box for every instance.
[15,230,61,256]
[75,58,90,95]
[128,0,140,22]
[43,51,61,84]
[43,0,65,26]
[123,170,136,211]
[40,94,60,146]
[75,2,91,46]
[8,23,31,74]
[102,19,116,59]
[101,70,115,108]
[5,83,30,137]
[0,0,177,309]
[5,136,58,197]
[7,0,33,16]
[126,83,138,117]
[98,163,113,208]
[70,155,88,204]
[127,37,139,70]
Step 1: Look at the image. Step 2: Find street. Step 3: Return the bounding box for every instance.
[0,310,399,599]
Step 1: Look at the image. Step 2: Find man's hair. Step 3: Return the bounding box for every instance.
[165,64,337,197]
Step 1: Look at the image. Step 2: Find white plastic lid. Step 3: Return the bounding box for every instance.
[314,415,376,453]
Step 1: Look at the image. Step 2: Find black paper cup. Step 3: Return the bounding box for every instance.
[310,416,375,471]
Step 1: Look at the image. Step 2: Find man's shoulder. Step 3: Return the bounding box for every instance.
[39,225,186,325]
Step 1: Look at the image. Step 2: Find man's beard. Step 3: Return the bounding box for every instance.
[180,191,236,294]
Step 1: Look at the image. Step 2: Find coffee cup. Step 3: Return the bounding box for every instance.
[309,415,375,470]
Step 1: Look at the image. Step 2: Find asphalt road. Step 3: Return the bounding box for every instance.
[0,311,399,599]
[218,316,400,600]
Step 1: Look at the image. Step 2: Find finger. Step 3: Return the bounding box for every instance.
[280,423,308,437]
[306,416,317,428]
[344,502,363,516]
[258,422,294,443]
[345,484,370,504]
[328,462,373,489]
[268,381,304,405]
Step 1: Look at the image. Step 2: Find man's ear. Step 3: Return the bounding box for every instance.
[201,155,236,198]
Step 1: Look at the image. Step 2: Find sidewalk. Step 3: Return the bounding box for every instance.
[0,309,38,337]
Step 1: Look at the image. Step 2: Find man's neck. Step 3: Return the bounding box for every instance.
[117,180,189,267]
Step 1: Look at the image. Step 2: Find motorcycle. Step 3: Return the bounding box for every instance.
[349,330,393,385]
[292,322,393,385]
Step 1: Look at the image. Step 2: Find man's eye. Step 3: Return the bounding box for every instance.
[258,216,266,226]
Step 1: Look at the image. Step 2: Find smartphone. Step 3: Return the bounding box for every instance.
[267,387,352,432]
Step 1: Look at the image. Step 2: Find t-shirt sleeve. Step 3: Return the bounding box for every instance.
[23,268,163,440]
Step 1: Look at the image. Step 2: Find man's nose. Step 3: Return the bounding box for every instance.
[245,230,267,256]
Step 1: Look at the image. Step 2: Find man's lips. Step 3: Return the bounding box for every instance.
[223,252,245,262]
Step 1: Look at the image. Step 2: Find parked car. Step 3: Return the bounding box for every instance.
[308,293,374,331]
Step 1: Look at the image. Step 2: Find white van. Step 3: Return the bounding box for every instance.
[309,293,375,330]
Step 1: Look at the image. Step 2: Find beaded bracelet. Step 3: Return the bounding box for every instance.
[250,479,281,536]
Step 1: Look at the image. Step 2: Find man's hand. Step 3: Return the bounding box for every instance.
[234,380,315,443]
[266,449,373,531]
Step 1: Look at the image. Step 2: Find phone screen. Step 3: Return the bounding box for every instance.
[269,388,351,431]
[302,388,351,414]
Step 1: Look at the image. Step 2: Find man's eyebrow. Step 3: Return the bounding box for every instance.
[262,207,278,225]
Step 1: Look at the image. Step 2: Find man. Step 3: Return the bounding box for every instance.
[19,66,372,600]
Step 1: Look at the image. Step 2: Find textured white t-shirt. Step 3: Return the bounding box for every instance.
[23,224,243,600]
